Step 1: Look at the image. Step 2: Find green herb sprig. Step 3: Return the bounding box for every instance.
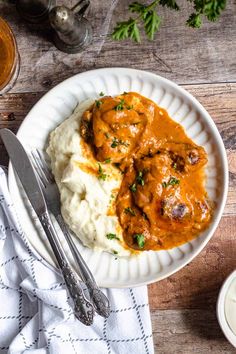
[106,233,120,240]
[186,0,226,28]
[162,176,180,188]
[124,207,136,216]
[136,171,145,186]
[111,137,129,148]
[114,99,125,111]
[129,171,145,193]
[134,233,145,248]
[112,0,226,43]
[95,100,102,108]
[98,163,107,181]
[112,1,160,42]
[130,183,137,192]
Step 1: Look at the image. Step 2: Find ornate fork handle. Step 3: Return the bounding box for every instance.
[39,212,94,326]
[85,278,110,318]
[60,260,94,325]
[57,214,110,318]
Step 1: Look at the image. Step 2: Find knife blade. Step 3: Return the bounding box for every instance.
[0,129,46,218]
[0,128,95,325]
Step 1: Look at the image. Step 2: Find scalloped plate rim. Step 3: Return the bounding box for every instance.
[8,68,228,288]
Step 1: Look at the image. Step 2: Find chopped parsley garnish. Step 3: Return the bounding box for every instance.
[113,250,118,255]
[95,100,102,108]
[104,132,110,139]
[169,177,180,185]
[104,158,111,164]
[134,233,145,248]
[111,137,119,148]
[127,105,134,110]
[130,171,145,192]
[98,163,107,181]
[111,137,129,148]
[162,176,180,188]
[173,162,177,170]
[136,171,145,186]
[124,207,136,216]
[162,181,168,188]
[130,183,137,192]
[106,233,120,240]
[114,99,125,111]
[99,91,105,96]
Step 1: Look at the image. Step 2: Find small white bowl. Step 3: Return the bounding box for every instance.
[217,270,236,348]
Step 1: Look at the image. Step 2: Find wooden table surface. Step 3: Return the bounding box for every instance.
[0,1,236,352]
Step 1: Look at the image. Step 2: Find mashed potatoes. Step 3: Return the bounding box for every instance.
[47,100,131,256]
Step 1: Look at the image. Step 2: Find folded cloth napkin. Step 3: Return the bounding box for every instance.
[0,167,154,354]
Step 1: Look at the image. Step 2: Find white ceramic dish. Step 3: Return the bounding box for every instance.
[217,270,236,348]
[8,68,228,288]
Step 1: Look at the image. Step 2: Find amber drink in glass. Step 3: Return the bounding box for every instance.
[0,18,20,95]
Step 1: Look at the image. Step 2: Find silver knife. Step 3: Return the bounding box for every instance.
[0,128,94,326]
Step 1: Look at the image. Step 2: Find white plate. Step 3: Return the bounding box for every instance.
[8,68,228,288]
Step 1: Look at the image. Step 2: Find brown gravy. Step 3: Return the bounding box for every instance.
[80,92,212,251]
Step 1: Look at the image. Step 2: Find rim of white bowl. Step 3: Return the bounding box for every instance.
[217,269,236,348]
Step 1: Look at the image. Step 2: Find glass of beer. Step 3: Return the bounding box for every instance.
[0,17,20,95]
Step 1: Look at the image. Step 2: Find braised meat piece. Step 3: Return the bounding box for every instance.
[79,92,212,251]
[116,149,211,250]
[80,93,152,164]
[167,143,207,173]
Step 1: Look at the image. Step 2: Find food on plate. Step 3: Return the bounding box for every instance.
[47,92,212,255]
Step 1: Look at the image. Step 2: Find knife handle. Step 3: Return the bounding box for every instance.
[57,214,110,318]
[39,212,94,326]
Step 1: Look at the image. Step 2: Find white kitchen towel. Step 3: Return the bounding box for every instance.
[0,167,154,354]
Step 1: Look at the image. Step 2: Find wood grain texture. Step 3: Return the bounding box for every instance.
[0,0,235,94]
[148,216,236,310]
[151,309,235,353]
[1,83,235,214]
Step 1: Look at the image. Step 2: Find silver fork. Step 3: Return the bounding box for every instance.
[31,150,110,319]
